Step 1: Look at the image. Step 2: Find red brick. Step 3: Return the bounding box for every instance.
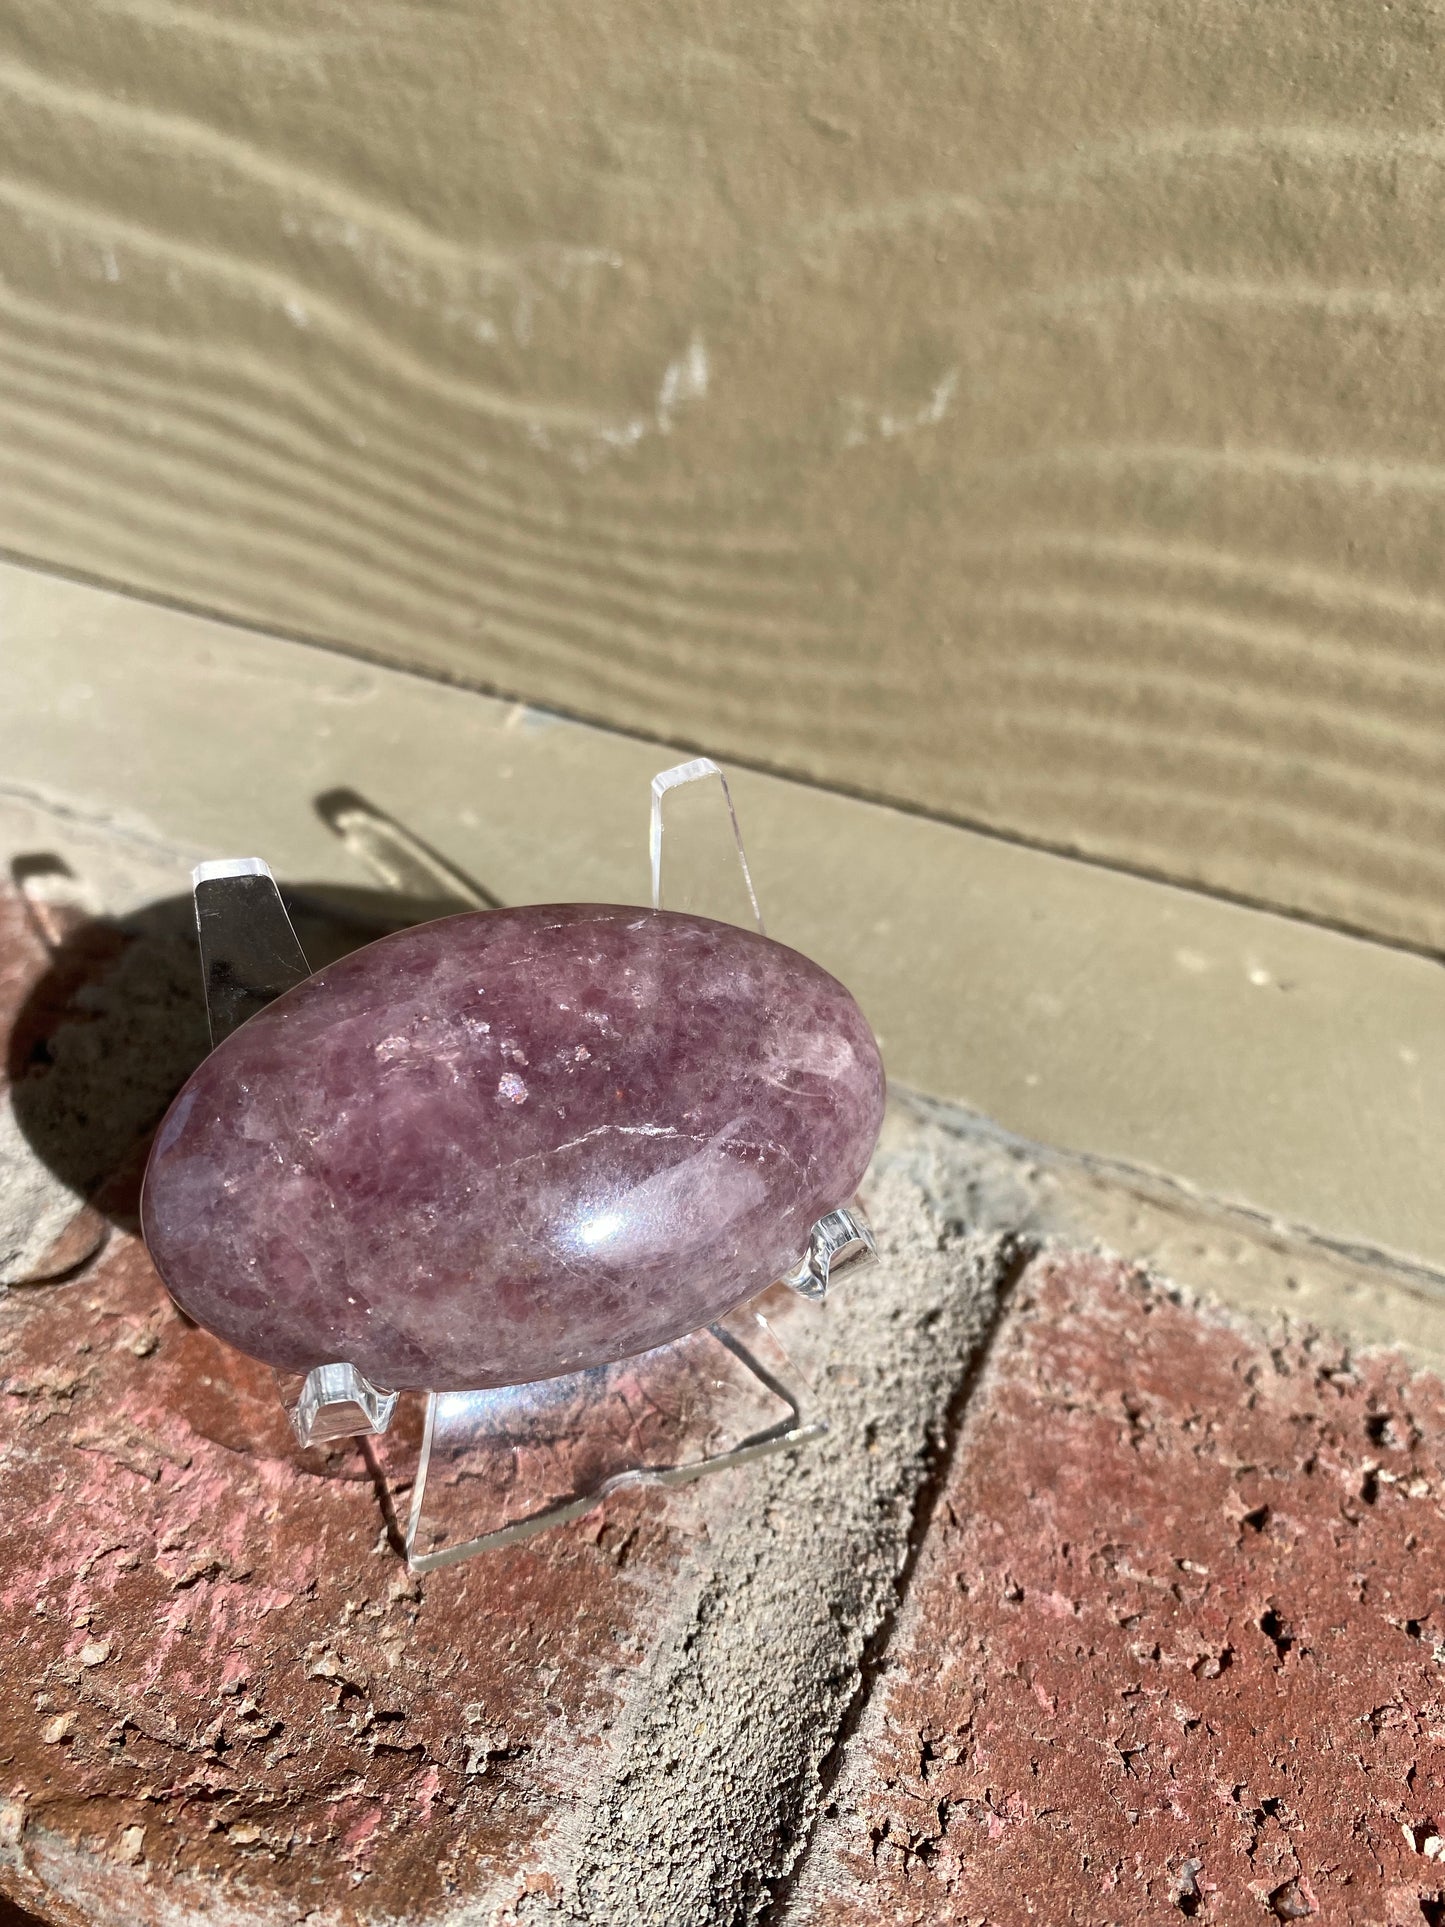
[0,1226,703,1925]
[792,1252,1445,1924]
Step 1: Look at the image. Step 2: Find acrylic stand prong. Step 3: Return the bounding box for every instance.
[651,757,765,933]
[193,858,311,1047]
[283,1363,399,1446]
[781,1204,878,1302]
[191,760,870,1568]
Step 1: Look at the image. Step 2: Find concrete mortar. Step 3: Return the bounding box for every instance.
[559,1159,1008,1926]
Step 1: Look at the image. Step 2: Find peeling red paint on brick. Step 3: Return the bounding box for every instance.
[795,1253,1445,1925]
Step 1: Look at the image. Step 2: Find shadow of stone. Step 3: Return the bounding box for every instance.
[0,1893,51,1927]
[315,787,499,908]
[7,875,463,1232]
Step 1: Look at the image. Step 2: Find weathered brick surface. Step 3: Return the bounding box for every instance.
[0,1223,712,1925]
[789,1252,1445,1925]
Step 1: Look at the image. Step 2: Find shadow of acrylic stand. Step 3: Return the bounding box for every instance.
[182,761,877,1572]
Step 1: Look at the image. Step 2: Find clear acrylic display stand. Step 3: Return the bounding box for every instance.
[191,760,876,1571]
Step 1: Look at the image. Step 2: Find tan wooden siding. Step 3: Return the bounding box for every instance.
[3,0,1445,951]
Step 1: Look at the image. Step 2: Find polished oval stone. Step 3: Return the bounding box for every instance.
[141,905,886,1391]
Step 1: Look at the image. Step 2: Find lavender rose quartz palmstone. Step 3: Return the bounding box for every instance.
[140,905,886,1392]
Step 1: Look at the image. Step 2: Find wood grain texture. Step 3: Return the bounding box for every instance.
[4,0,1445,949]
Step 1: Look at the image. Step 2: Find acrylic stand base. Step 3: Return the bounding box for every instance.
[376,1284,821,1571]
[190,758,873,1570]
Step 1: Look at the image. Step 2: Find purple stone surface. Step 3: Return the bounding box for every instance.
[141,906,885,1391]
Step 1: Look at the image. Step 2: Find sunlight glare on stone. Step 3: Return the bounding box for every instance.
[576,1210,623,1248]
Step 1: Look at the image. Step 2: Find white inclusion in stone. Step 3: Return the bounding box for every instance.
[497,1072,529,1104]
